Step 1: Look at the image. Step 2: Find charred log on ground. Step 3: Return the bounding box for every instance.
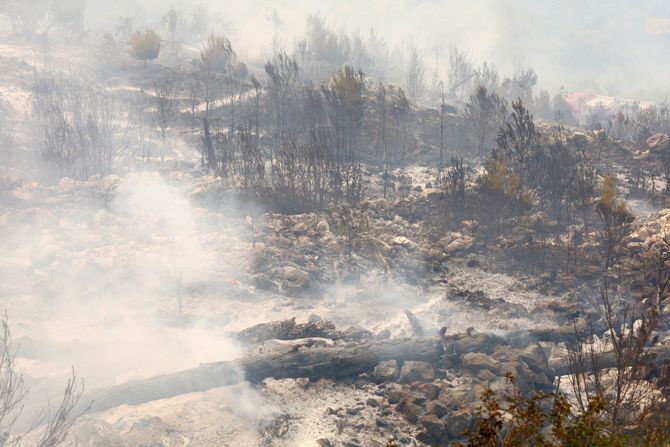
[83,337,444,414]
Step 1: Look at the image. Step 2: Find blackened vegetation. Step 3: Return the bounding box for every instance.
[464,86,507,161]
[470,100,601,272]
[201,57,370,213]
[33,73,122,181]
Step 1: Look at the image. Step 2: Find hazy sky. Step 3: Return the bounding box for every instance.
[87,0,670,99]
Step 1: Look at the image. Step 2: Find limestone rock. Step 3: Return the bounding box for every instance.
[568,131,588,148]
[373,360,399,382]
[387,387,426,405]
[280,266,309,290]
[519,343,548,374]
[438,385,475,410]
[396,398,425,423]
[442,232,474,253]
[391,236,417,250]
[420,188,442,200]
[416,383,440,401]
[316,220,330,235]
[445,409,472,438]
[425,400,449,418]
[419,414,450,444]
[647,133,670,153]
[462,352,498,372]
[399,361,436,383]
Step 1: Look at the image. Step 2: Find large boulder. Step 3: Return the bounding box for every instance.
[439,385,475,410]
[387,387,427,405]
[476,369,497,381]
[462,352,499,372]
[425,400,449,418]
[373,360,399,382]
[568,131,589,149]
[447,235,474,253]
[419,414,450,444]
[518,343,549,374]
[417,383,440,401]
[397,398,425,423]
[442,232,474,253]
[445,409,472,438]
[399,361,436,383]
[250,272,275,290]
[497,360,534,392]
[279,266,310,290]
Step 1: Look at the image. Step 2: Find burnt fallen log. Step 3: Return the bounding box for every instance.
[504,319,608,345]
[442,322,600,356]
[548,346,670,378]
[81,321,664,415]
[236,317,372,345]
[84,337,444,414]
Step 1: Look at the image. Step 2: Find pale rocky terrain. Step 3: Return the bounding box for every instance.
[0,167,578,446]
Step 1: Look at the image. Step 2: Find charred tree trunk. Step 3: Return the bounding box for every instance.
[80,320,660,416]
[83,337,444,414]
[549,346,670,378]
[202,117,215,171]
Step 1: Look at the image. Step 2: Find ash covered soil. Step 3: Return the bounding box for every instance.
[1,169,578,446]
[0,163,651,445]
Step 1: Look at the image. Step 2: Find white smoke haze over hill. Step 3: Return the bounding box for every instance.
[1,0,670,445]
[85,0,670,99]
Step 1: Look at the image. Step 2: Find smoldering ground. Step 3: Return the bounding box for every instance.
[0,171,279,434]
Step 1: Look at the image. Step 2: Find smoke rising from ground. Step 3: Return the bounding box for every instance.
[0,171,266,432]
